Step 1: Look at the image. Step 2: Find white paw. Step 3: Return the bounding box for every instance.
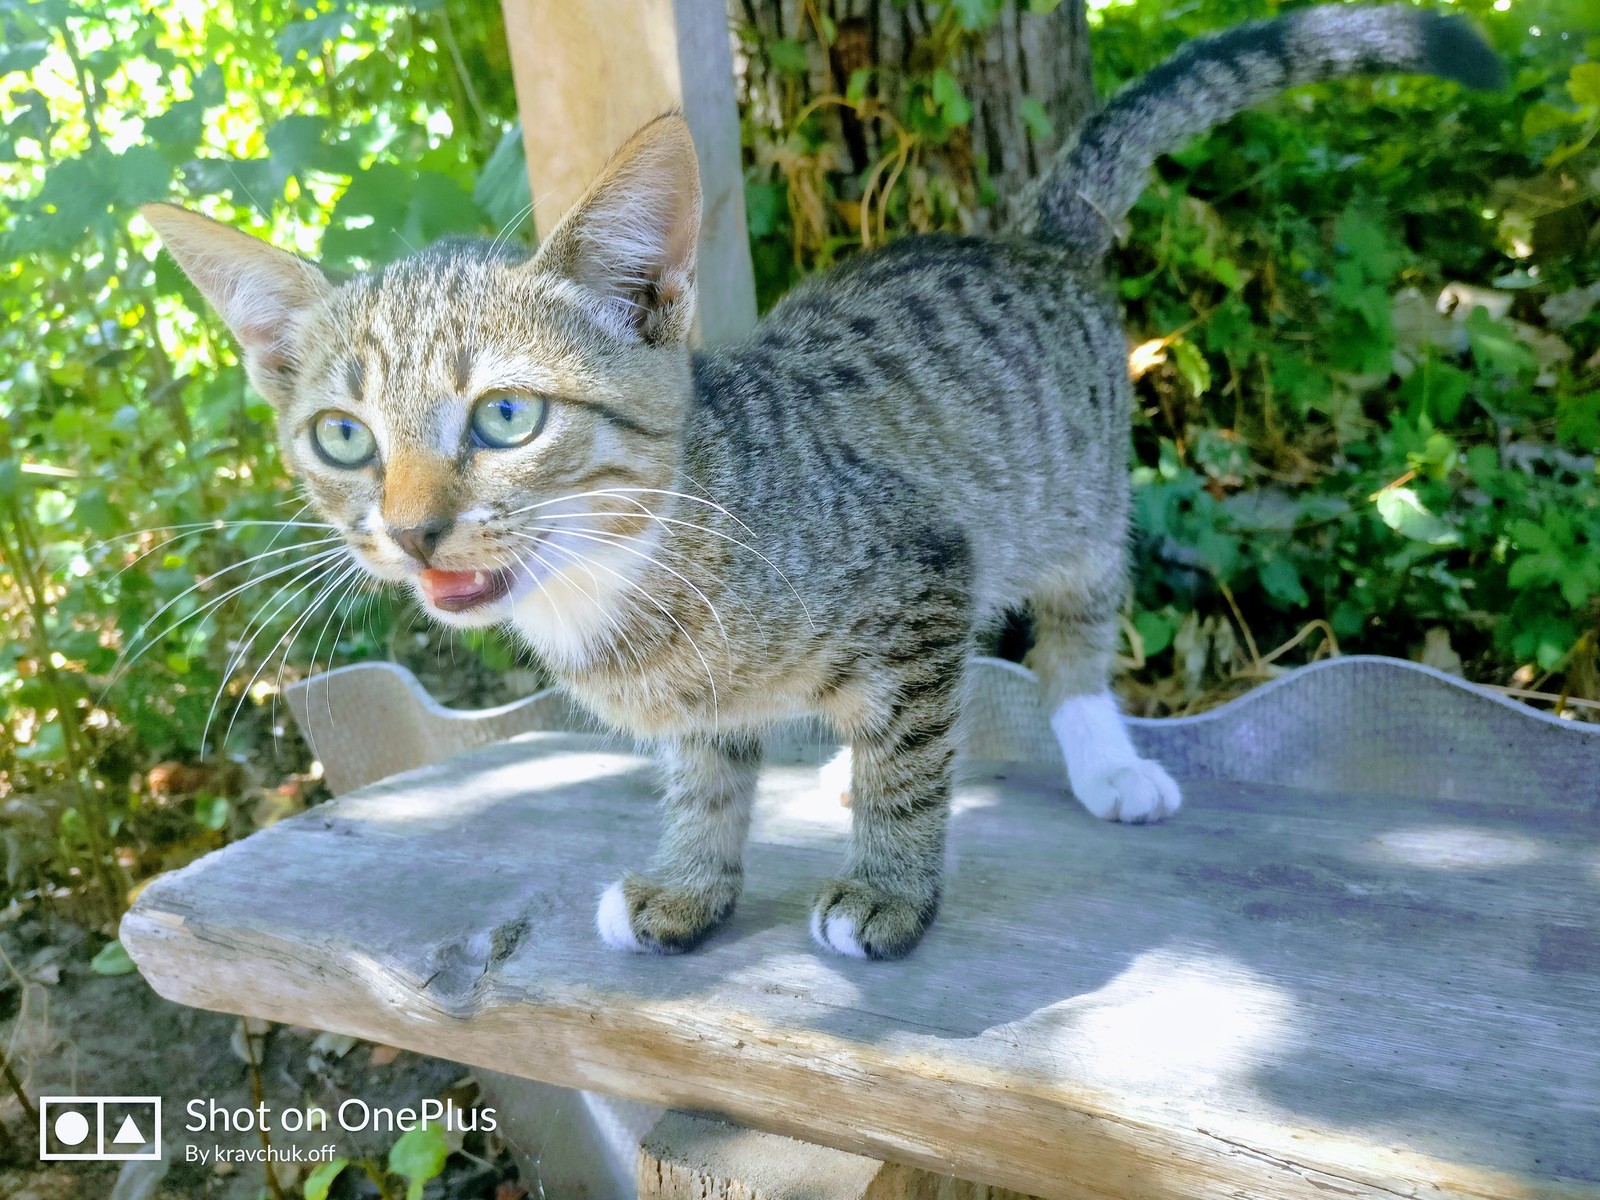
[819,746,852,807]
[807,906,868,958]
[1072,758,1182,824]
[596,881,644,952]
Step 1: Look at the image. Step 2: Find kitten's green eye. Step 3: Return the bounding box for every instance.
[471,391,546,449]
[311,410,376,468]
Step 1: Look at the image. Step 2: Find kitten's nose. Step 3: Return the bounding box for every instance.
[391,517,453,565]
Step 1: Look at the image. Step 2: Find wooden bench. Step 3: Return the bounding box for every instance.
[121,656,1600,1198]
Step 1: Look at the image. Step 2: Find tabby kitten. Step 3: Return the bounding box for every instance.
[143,5,1500,959]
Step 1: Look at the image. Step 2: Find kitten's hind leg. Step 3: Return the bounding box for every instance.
[1029,575,1181,824]
[597,730,759,954]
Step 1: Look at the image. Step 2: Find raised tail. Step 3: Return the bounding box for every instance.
[1030,4,1503,257]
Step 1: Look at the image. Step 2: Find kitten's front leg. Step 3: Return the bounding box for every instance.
[812,653,965,961]
[597,730,760,954]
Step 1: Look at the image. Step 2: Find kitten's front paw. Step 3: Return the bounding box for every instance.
[596,875,735,954]
[809,878,937,960]
[1072,758,1182,824]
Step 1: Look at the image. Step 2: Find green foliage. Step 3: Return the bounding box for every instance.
[88,937,136,975]
[296,1119,449,1200]
[1,0,522,918]
[387,1122,450,1199]
[1099,0,1599,707]
[301,1158,349,1200]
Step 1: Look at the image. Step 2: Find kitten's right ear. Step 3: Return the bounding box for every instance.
[139,203,332,402]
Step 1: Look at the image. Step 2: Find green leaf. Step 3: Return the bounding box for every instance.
[324,166,478,268]
[33,151,114,241]
[1522,101,1581,139]
[1133,610,1174,657]
[1192,243,1242,289]
[145,96,207,155]
[931,71,972,128]
[303,1158,348,1200]
[388,1123,449,1189]
[1331,598,1367,640]
[1556,391,1600,451]
[265,115,331,185]
[949,0,1003,31]
[1259,556,1310,607]
[194,794,230,831]
[743,180,784,239]
[1567,62,1600,109]
[278,11,354,59]
[112,147,173,206]
[1375,488,1458,546]
[1464,307,1535,379]
[1399,358,1472,426]
[90,940,137,976]
[768,38,807,77]
[16,721,65,762]
[1333,209,1402,284]
[1193,524,1240,578]
[1506,518,1551,550]
[845,68,872,106]
[1019,98,1053,143]
[473,124,533,238]
[1169,337,1211,398]
[181,155,279,213]
[0,40,48,78]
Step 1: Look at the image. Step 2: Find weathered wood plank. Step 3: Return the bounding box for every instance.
[501,0,757,344]
[640,1111,885,1199]
[638,1111,1044,1199]
[124,731,1600,1199]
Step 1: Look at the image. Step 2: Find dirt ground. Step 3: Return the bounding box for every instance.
[1,895,528,1199]
[1,628,564,1199]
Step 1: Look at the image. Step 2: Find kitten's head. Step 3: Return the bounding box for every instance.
[142,115,701,649]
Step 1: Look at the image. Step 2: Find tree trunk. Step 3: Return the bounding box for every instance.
[734,0,1094,235]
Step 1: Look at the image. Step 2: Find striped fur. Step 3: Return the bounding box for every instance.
[143,6,1499,960]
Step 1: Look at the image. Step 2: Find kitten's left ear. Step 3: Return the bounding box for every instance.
[139,203,333,403]
[535,114,701,346]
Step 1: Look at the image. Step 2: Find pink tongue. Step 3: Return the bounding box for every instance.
[420,568,494,605]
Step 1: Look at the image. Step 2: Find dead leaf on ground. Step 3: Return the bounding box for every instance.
[1418,628,1464,677]
[230,1016,271,1064]
[309,1031,358,1060]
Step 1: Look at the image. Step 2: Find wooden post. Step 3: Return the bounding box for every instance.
[500,0,759,345]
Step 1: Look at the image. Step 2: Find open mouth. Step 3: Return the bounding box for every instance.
[418,567,516,612]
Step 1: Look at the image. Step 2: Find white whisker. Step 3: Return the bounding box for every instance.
[505,487,815,630]
[106,545,345,693]
[519,534,721,726]
[510,541,647,668]
[528,524,729,647]
[252,561,362,753]
[203,553,350,752]
[293,559,369,753]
